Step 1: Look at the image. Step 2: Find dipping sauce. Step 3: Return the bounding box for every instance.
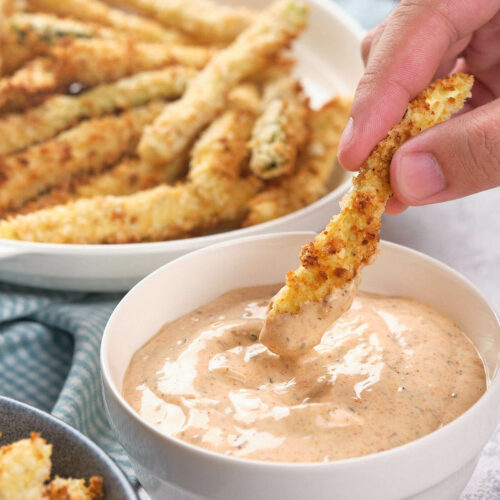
[123,285,486,462]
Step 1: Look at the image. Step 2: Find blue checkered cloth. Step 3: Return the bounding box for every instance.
[0,284,134,477]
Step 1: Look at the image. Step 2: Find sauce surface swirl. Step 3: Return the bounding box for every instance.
[123,285,486,462]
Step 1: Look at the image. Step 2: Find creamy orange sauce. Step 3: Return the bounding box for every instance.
[123,285,486,462]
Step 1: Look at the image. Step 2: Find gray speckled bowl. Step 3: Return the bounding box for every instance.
[0,396,138,500]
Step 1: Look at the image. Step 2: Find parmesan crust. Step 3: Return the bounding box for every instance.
[267,73,474,317]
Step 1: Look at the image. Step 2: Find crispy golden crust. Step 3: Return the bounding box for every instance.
[138,0,309,165]
[188,84,260,213]
[18,154,187,214]
[0,58,57,113]
[0,37,209,113]
[0,66,195,155]
[27,0,190,44]
[268,73,474,315]
[0,432,52,500]
[0,101,164,214]
[0,179,258,243]
[245,96,351,226]
[102,0,255,44]
[0,87,260,243]
[46,476,103,500]
[249,76,309,179]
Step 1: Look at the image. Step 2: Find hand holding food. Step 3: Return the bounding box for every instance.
[338,0,500,213]
[261,73,474,357]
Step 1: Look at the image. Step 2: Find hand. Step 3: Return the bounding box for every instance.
[337,0,500,214]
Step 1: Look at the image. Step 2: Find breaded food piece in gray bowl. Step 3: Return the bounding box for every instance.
[0,396,138,500]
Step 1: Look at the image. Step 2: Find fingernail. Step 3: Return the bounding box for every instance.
[338,117,354,154]
[396,152,445,201]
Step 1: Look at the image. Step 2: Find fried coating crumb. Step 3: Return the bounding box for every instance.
[0,432,52,500]
[245,96,351,226]
[267,73,474,317]
[46,476,103,500]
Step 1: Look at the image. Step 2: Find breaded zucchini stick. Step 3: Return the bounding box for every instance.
[19,154,187,214]
[249,76,309,179]
[27,0,190,44]
[1,12,121,74]
[103,0,254,44]
[0,179,258,243]
[188,84,260,214]
[138,0,309,165]
[0,58,57,112]
[0,101,164,214]
[261,73,474,356]
[0,39,209,112]
[245,96,352,226]
[0,66,195,155]
[2,13,200,75]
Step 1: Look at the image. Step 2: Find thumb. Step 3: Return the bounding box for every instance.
[390,99,500,206]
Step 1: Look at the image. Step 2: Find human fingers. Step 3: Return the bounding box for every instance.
[338,0,500,172]
[390,98,500,206]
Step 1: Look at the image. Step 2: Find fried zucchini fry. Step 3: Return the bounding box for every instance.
[0,66,195,155]
[103,0,254,44]
[47,475,103,500]
[138,0,309,165]
[27,0,190,44]
[0,58,57,112]
[245,96,351,226]
[19,154,187,214]
[0,101,164,214]
[188,84,260,213]
[1,12,121,74]
[0,39,209,112]
[249,76,308,179]
[2,13,203,75]
[0,178,259,243]
[261,73,474,356]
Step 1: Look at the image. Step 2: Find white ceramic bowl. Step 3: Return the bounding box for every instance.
[0,0,363,292]
[101,232,500,500]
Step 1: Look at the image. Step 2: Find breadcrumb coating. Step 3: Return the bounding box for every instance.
[138,0,308,165]
[0,101,164,214]
[27,0,189,44]
[103,0,255,44]
[0,432,52,500]
[0,38,209,113]
[18,154,187,214]
[267,73,474,316]
[189,84,260,213]
[0,179,258,243]
[245,96,351,226]
[249,76,309,179]
[46,476,103,500]
[0,66,195,155]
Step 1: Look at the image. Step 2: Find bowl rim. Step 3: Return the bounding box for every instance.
[0,0,365,257]
[0,395,138,498]
[101,232,500,471]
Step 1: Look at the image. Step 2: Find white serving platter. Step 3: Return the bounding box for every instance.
[0,0,364,292]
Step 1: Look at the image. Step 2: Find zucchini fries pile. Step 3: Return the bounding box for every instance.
[0,0,353,244]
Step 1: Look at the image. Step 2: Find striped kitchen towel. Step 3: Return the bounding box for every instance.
[0,283,135,479]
